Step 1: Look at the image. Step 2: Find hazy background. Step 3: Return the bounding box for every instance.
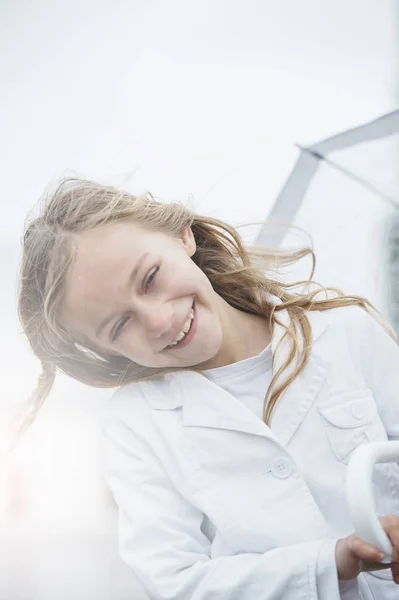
[0,1,398,598]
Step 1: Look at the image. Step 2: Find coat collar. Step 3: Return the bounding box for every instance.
[139,298,331,446]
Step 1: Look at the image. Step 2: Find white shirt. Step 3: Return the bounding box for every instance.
[203,343,273,422]
[102,305,399,600]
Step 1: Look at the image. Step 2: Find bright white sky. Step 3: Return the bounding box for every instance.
[0,1,397,596]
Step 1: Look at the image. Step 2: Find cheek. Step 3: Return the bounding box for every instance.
[116,328,162,366]
[116,329,144,357]
[183,265,212,295]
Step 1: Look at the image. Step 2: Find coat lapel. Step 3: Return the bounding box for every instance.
[179,370,279,441]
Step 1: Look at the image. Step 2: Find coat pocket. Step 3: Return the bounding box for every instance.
[318,390,388,464]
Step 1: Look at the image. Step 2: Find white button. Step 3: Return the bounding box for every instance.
[271,456,292,479]
[351,399,368,420]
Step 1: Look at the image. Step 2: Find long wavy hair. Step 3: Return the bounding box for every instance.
[18,176,395,434]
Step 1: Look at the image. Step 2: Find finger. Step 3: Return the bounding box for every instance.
[391,561,399,580]
[362,562,391,573]
[391,563,399,585]
[380,515,399,562]
[348,535,386,563]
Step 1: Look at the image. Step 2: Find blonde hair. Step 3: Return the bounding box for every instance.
[18,176,395,433]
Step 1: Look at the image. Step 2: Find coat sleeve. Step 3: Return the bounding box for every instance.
[101,406,343,600]
[358,309,399,440]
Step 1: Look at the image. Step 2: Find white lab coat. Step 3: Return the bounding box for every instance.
[102,303,399,600]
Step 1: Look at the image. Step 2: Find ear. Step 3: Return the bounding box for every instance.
[181,227,196,257]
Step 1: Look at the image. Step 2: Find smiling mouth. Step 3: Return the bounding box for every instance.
[165,301,196,349]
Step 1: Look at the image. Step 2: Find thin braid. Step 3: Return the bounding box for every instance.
[9,363,56,452]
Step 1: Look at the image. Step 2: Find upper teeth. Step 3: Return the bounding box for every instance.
[170,309,194,346]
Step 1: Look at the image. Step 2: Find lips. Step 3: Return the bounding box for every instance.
[165,301,196,350]
[174,312,194,344]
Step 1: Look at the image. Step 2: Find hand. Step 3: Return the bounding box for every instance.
[335,515,399,583]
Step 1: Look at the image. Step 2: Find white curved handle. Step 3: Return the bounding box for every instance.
[347,441,399,563]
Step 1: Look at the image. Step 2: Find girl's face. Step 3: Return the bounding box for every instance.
[61,221,225,369]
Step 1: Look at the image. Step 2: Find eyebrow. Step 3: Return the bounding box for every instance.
[95,252,149,339]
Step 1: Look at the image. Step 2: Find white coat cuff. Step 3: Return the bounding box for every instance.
[316,539,358,599]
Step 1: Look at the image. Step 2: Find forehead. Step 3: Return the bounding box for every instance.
[70,221,158,266]
[69,220,181,277]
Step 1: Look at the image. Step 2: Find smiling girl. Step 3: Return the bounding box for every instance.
[19,177,399,599]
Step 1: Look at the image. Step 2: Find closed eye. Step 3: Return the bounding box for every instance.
[145,266,159,291]
[111,267,159,342]
[111,317,130,342]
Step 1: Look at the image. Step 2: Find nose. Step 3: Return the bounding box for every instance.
[136,298,173,338]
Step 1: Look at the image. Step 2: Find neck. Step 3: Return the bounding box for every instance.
[207,298,272,368]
